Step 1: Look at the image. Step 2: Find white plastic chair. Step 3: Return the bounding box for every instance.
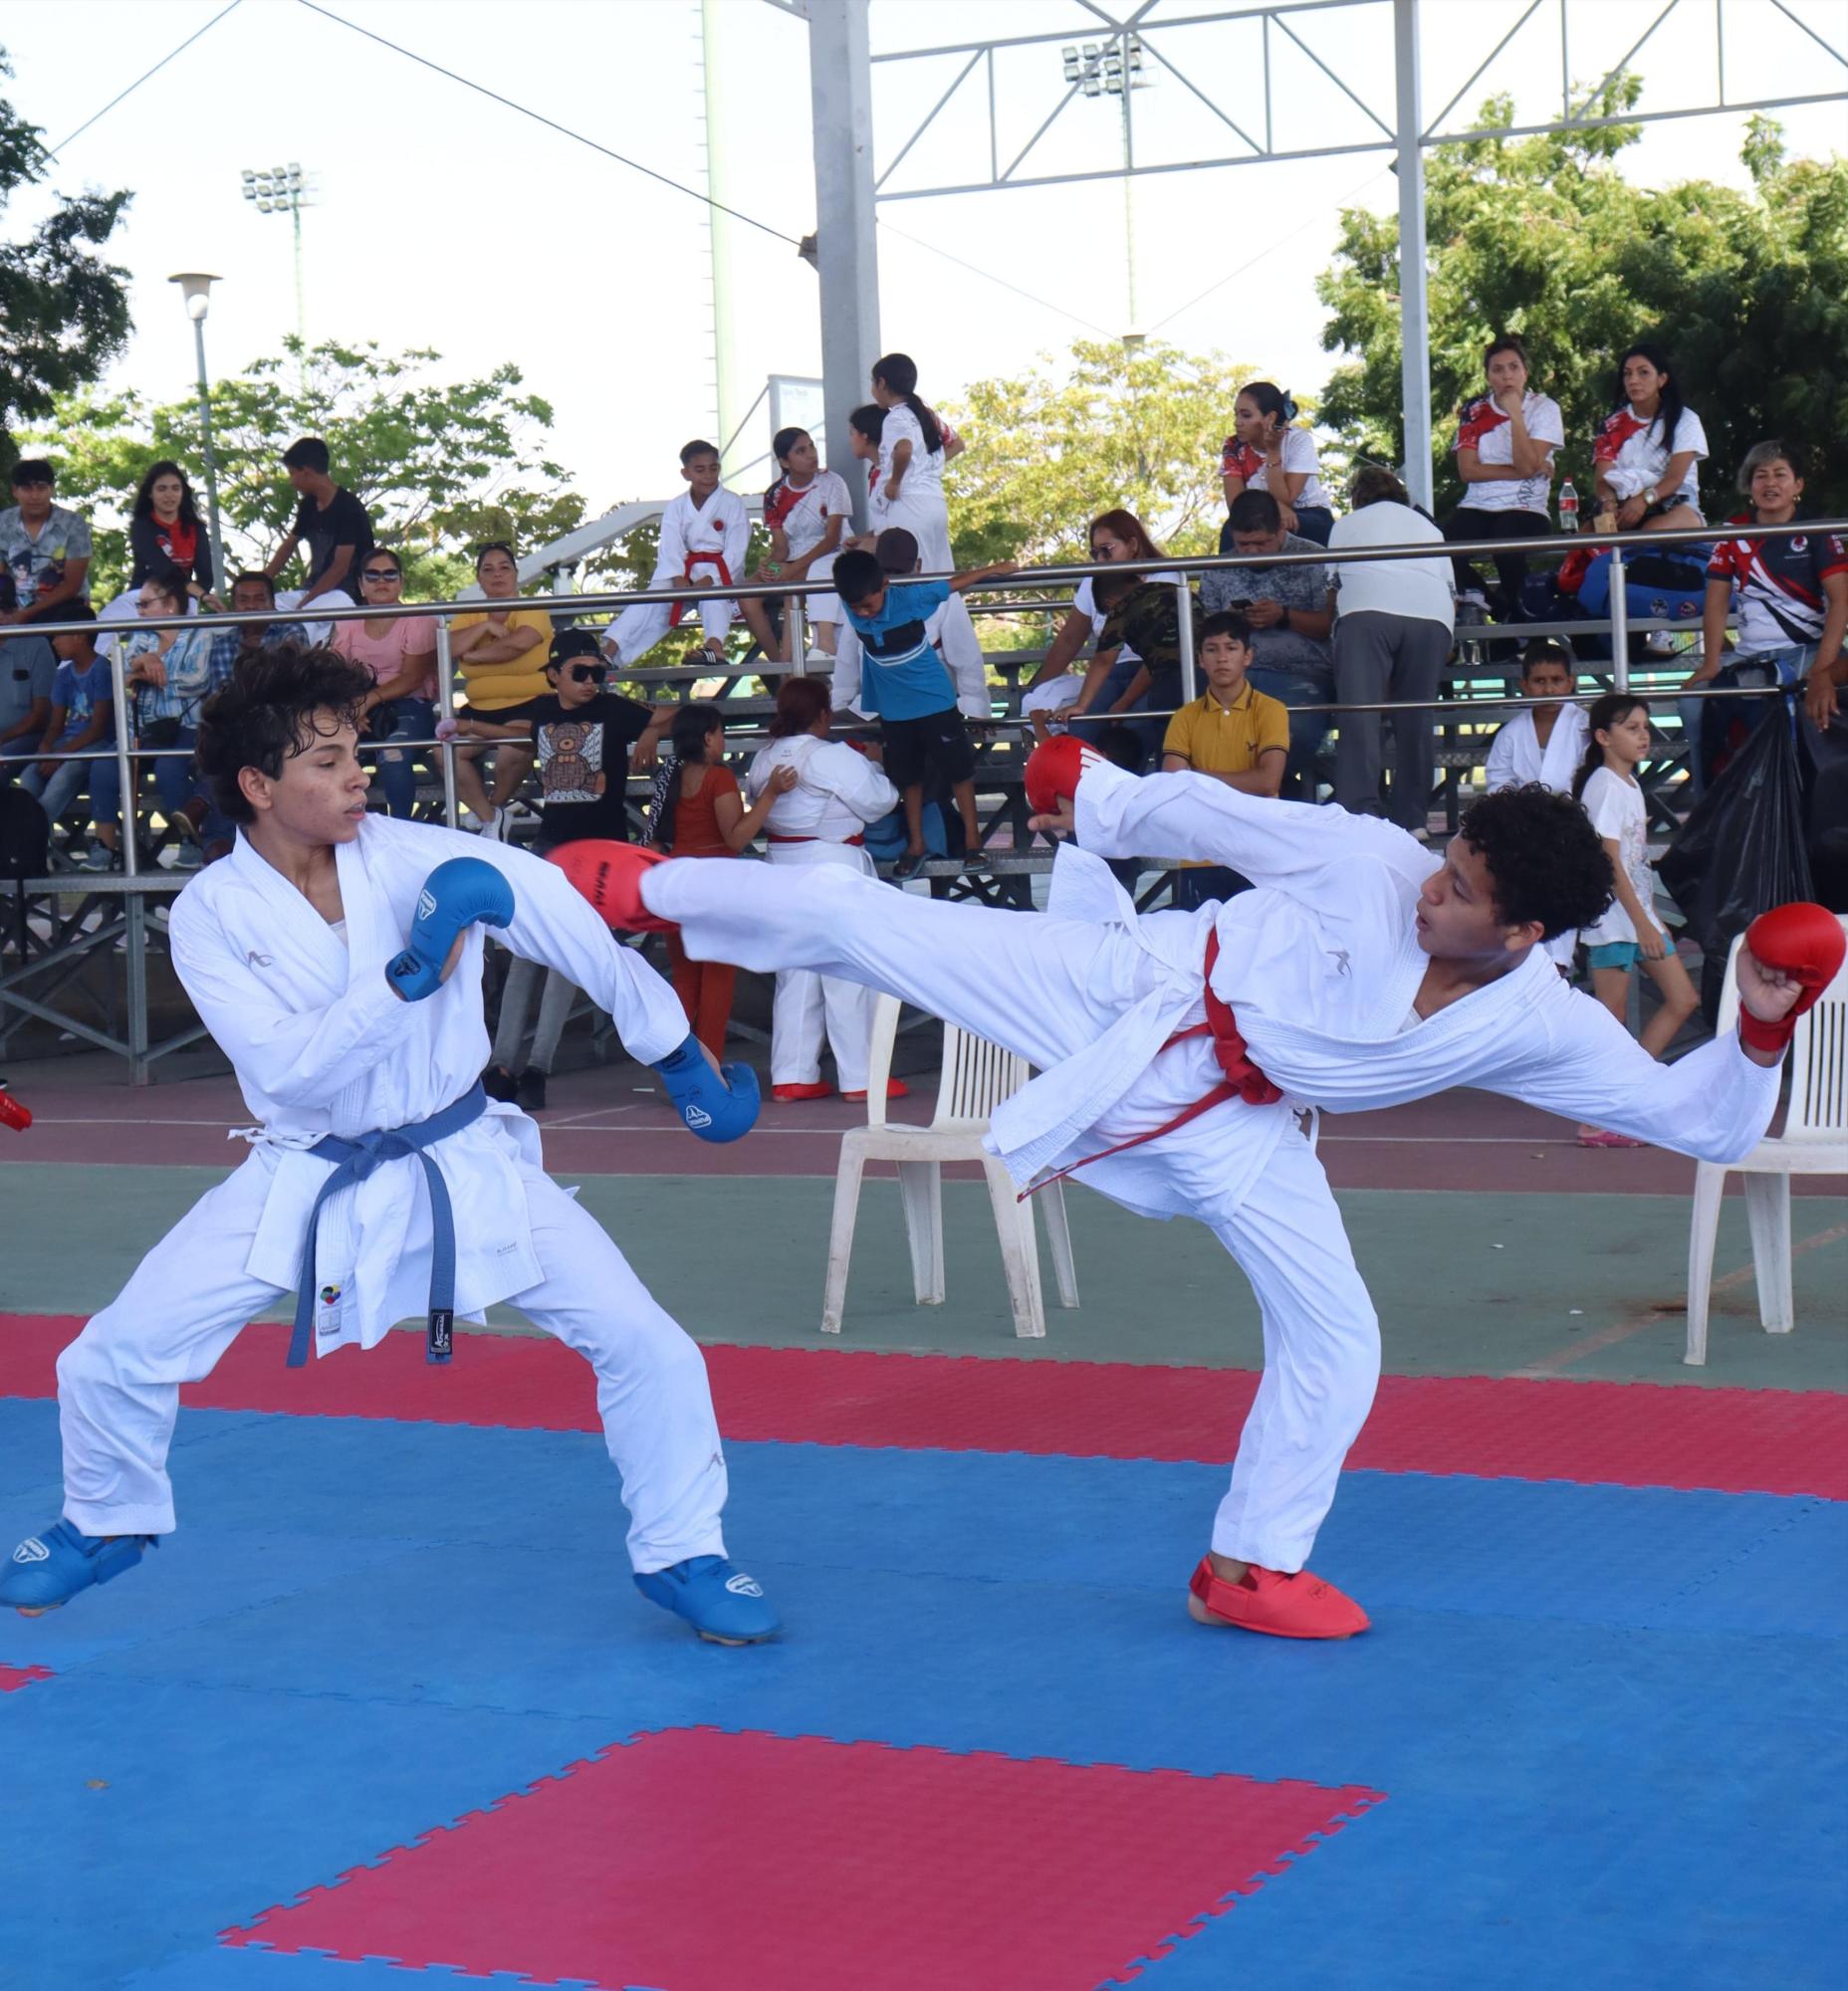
[1685,921,1848,1364]
[822,994,1079,1338]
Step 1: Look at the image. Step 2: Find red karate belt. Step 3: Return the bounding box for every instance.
[768,832,864,846]
[669,553,734,628]
[1024,930,1281,1199]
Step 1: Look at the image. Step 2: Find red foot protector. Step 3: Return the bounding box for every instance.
[4,1317,1846,1499]
[0,1662,53,1692]
[220,1727,1384,1991]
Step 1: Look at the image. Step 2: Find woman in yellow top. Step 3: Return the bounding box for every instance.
[448,541,555,836]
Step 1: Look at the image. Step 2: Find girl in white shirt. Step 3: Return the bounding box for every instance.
[1021,510,1182,728]
[1443,332,1565,614]
[868,352,955,574]
[759,426,852,659]
[1592,343,1709,534]
[1218,382,1333,545]
[1572,693,1700,1142]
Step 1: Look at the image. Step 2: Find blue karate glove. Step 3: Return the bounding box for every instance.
[386,857,516,1001]
[653,1033,760,1143]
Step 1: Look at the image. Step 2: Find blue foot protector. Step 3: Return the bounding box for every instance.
[634,1554,781,1645]
[0,1519,155,1614]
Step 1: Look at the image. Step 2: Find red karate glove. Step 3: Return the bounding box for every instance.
[1024,734,1106,817]
[1737,903,1846,1056]
[550,840,677,935]
[0,1084,30,1133]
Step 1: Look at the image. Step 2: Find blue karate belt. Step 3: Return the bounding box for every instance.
[288,1081,487,1369]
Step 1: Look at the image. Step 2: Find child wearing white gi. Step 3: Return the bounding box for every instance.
[1,644,780,1647]
[603,441,781,669]
[758,426,851,659]
[566,746,1802,1643]
[867,352,956,574]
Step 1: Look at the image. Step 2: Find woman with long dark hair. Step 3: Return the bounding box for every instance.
[759,426,852,658]
[1219,381,1333,545]
[1442,333,1565,616]
[128,460,215,599]
[1592,342,1709,534]
[746,676,902,1101]
[1022,509,1182,729]
[650,703,795,1054]
[867,352,954,573]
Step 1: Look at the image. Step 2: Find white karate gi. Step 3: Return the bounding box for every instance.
[55,816,731,1575]
[831,594,988,722]
[868,406,952,574]
[1484,702,1591,966]
[607,489,750,662]
[746,735,899,1090]
[649,761,1780,1572]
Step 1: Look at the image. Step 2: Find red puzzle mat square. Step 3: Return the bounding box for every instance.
[0,1663,52,1692]
[222,1727,1383,1990]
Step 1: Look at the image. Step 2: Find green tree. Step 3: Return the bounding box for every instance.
[1316,84,1848,515]
[942,336,1269,572]
[32,338,582,600]
[0,50,132,476]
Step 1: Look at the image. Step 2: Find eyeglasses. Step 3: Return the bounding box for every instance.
[565,663,606,684]
[361,568,401,582]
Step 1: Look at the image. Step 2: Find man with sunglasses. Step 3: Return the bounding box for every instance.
[477,629,674,1106]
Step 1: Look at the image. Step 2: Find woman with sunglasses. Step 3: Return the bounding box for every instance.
[1021,509,1182,732]
[331,548,439,819]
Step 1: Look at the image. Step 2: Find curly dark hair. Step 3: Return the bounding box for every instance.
[194,641,374,824]
[1457,783,1613,941]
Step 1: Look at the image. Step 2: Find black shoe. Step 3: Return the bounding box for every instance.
[515,1068,548,1112]
[481,1063,521,1103]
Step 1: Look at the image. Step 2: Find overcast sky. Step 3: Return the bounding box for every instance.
[6,0,1843,528]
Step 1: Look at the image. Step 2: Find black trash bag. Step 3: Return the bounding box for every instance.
[1657,691,1814,1024]
[1804,706,1848,913]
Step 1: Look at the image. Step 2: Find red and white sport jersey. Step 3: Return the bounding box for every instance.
[1706,513,1848,652]
[764,468,852,578]
[1452,391,1564,515]
[1592,403,1709,512]
[1218,427,1329,512]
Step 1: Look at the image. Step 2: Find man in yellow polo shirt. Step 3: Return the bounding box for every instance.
[1161,611,1290,911]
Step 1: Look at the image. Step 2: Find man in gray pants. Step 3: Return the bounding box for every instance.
[1329,467,1457,836]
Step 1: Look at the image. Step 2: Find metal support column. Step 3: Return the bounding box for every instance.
[807,0,882,529]
[1393,0,1433,514]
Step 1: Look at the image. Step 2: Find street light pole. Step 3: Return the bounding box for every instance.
[168,273,226,595]
[241,164,314,378]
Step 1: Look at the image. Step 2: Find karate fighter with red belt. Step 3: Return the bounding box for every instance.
[554,736,1840,1641]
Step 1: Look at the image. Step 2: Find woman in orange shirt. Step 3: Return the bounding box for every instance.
[652,703,796,1054]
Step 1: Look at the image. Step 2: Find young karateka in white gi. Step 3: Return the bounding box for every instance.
[865,353,956,575]
[746,676,900,1103]
[555,735,1835,1642]
[1484,640,1590,969]
[603,440,780,669]
[760,426,851,658]
[1,645,781,1647]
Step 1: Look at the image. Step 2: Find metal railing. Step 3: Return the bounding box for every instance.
[7,514,1836,876]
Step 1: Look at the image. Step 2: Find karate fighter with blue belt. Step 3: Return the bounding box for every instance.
[1,645,779,1646]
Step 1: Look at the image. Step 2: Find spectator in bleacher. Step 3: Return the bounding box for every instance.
[206,572,309,689]
[832,528,990,726]
[0,460,92,630]
[1202,489,1334,797]
[1330,465,1455,835]
[1442,334,1564,618]
[129,460,216,601]
[1684,442,1848,774]
[262,436,373,634]
[0,567,55,778]
[19,609,114,867]
[331,547,440,820]
[868,352,953,574]
[1218,382,1334,546]
[1078,567,1203,759]
[1160,611,1288,911]
[1484,639,1588,794]
[759,425,851,658]
[448,542,552,838]
[93,566,214,867]
[651,701,797,1055]
[747,674,903,1102]
[1572,693,1700,1143]
[1592,343,1709,534]
[480,630,675,1112]
[1022,510,1181,730]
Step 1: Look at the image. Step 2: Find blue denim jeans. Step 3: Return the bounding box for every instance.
[89,725,198,830]
[365,697,436,819]
[1246,667,1333,799]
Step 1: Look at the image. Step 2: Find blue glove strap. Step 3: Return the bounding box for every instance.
[652,1036,760,1144]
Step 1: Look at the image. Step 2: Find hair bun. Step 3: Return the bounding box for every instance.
[1279,391,1297,421]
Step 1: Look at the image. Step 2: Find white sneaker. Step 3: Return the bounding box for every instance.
[155,844,181,872]
[477,810,510,842]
